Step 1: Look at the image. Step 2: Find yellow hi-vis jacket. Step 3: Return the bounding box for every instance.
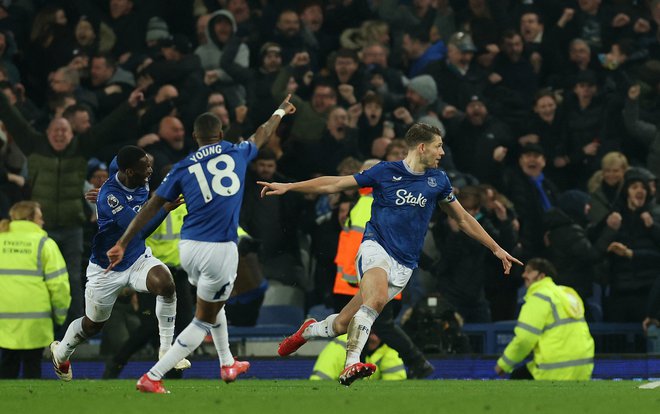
[310,334,407,381]
[0,220,70,349]
[146,204,187,267]
[497,277,594,380]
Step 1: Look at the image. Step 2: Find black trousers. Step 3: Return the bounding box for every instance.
[333,294,426,367]
[510,364,534,380]
[0,348,43,379]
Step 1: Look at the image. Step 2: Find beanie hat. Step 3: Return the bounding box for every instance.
[260,42,282,59]
[160,34,192,55]
[87,158,108,180]
[623,169,651,193]
[557,190,590,224]
[407,75,437,104]
[145,17,170,42]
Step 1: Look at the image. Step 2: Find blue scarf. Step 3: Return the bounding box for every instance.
[530,173,552,211]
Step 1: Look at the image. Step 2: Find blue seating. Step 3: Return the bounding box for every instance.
[307,304,334,321]
[256,305,304,327]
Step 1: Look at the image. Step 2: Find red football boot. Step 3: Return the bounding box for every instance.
[221,360,250,383]
[50,341,72,381]
[338,362,377,386]
[277,318,316,357]
[136,373,169,394]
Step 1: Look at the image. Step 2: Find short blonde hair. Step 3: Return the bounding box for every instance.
[601,151,629,170]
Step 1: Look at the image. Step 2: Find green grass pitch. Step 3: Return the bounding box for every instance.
[0,380,658,414]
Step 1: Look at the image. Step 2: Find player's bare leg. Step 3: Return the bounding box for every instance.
[339,267,388,386]
[146,266,190,370]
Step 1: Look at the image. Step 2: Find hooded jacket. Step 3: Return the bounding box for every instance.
[194,10,249,82]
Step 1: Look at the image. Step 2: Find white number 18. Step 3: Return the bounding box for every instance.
[188,154,240,203]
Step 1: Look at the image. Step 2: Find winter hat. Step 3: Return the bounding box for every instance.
[623,168,651,193]
[145,17,170,43]
[448,32,477,53]
[519,143,545,157]
[407,75,437,104]
[87,158,108,180]
[160,34,192,54]
[260,42,282,59]
[557,190,590,224]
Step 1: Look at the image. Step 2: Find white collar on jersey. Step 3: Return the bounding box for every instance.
[402,160,425,175]
[114,172,139,193]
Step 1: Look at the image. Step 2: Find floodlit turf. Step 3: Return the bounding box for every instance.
[0,380,658,414]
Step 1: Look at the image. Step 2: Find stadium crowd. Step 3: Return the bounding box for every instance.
[1,0,660,377]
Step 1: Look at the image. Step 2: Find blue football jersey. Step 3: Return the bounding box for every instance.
[156,140,257,243]
[353,161,455,268]
[90,173,151,271]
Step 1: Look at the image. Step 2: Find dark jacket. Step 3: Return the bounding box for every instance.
[435,213,516,308]
[446,115,513,188]
[609,205,660,293]
[0,92,136,229]
[543,208,615,297]
[504,168,560,260]
[422,60,489,109]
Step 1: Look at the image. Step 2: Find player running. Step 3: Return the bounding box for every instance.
[259,122,523,386]
[106,96,296,393]
[50,146,189,381]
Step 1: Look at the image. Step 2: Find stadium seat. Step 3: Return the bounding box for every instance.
[262,280,305,308]
[307,304,334,321]
[256,305,305,327]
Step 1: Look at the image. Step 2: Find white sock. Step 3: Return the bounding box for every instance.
[303,314,338,339]
[55,317,88,362]
[345,305,378,367]
[156,295,177,353]
[210,307,234,367]
[147,318,210,380]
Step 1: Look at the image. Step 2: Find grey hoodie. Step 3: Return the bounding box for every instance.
[194,10,249,81]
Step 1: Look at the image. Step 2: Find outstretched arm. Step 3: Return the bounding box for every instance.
[106,194,169,271]
[249,94,296,148]
[439,200,523,274]
[259,175,359,197]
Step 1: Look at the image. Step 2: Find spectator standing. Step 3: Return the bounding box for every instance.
[0,89,143,326]
[504,143,560,260]
[0,201,70,378]
[605,171,660,322]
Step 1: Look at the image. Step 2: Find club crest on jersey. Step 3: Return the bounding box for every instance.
[107,194,119,208]
[427,177,437,187]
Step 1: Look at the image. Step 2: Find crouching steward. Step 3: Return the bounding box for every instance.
[496,258,594,380]
[310,333,406,381]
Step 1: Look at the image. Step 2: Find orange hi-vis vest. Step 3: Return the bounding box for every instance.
[333,188,401,300]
